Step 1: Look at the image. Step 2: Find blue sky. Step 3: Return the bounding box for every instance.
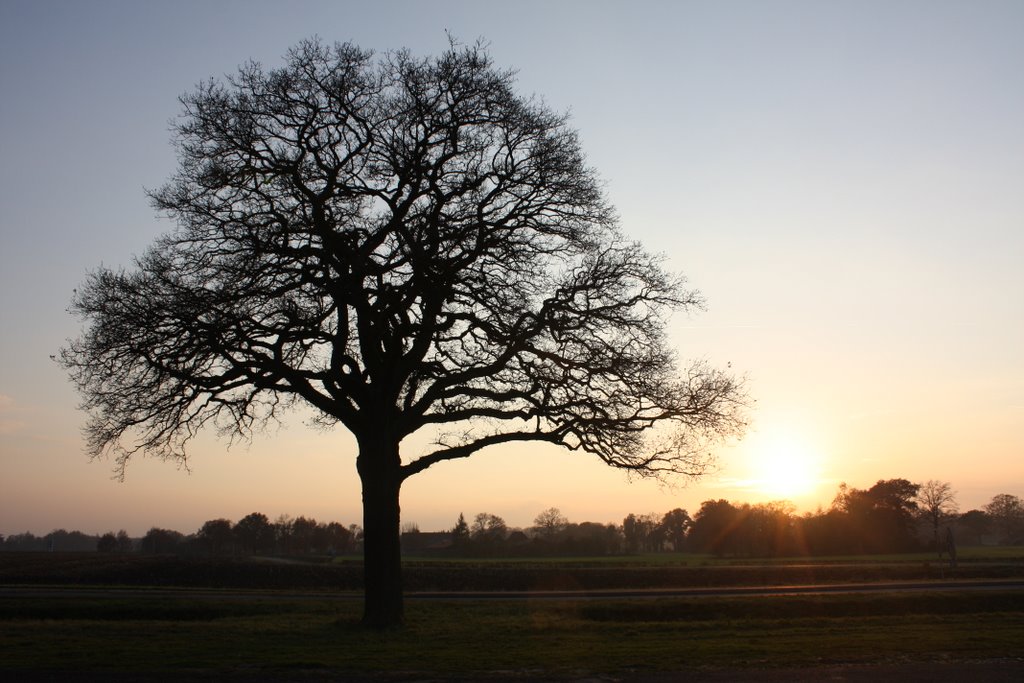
[1,0,1022,535]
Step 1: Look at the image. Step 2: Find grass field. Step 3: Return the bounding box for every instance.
[4,547,1024,593]
[2,590,1023,678]
[401,545,1024,565]
[2,551,1023,679]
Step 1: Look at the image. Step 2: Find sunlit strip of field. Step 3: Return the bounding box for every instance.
[397,545,1024,566]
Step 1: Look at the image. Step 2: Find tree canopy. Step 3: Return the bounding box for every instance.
[60,38,745,626]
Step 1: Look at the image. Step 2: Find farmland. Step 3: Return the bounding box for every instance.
[2,550,1024,680]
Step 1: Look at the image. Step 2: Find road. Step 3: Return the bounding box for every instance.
[2,578,1023,602]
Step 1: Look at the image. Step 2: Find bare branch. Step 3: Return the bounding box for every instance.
[61,37,746,491]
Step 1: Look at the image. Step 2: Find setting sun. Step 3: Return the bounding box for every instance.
[747,433,824,500]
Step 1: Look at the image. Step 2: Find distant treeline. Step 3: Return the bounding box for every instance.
[437,484,1022,558]
[0,513,358,556]
[3,483,1022,558]
[0,529,106,553]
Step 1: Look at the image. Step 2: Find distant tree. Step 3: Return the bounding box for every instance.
[687,500,791,558]
[984,494,1024,544]
[197,518,234,555]
[115,530,133,553]
[506,529,531,550]
[621,514,644,553]
[915,480,959,557]
[234,512,274,555]
[958,509,991,546]
[533,508,569,540]
[834,479,920,553]
[45,529,100,552]
[562,522,621,555]
[273,514,295,553]
[451,513,471,553]
[640,513,666,551]
[741,501,797,557]
[622,513,660,553]
[140,527,183,554]
[290,516,320,554]
[659,508,692,552]
[322,521,355,555]
[866,479,920,517]
[1,532,43,552]
[59,38,745,627]
[470,513,508,555]
[796,508,827,556]
[97,532,118,553]
[687,500,741,556]
[471,513,508,540]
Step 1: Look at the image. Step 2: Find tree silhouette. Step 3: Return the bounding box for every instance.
[450,513,471,552]
[115,530,133,553]
[915,480,958,557]
[688,499,741,556]
[197,518,234,555]
[289,516,319,554]
[834,479,920,553]
[958,509,991,545]
[659,507,692,551]
[140,527,183,554]
[97,532,118,553]
[322,521,355,555]
[622,512,660,553]
[533,507,569,539]
[59,39,745,627]
[233,512,274,555]
[471,513,508,546]
[985,494,1024,544]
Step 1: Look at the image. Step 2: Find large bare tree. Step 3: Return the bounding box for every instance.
[60,39,745,627]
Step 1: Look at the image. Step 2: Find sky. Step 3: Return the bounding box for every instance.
[1,0,1022,537]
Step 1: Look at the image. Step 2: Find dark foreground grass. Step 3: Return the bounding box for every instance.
[2,591,1023,678]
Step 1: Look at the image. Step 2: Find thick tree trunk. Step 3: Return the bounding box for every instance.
[357,436,404,628]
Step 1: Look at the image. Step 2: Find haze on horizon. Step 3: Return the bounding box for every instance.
[1,0,1021,537]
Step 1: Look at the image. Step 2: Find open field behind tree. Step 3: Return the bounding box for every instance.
[3,548,1024,592]
[4,549,1023,678]
[2,587,1023,679]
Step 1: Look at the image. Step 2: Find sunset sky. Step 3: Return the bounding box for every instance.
[2,0,1022,537]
